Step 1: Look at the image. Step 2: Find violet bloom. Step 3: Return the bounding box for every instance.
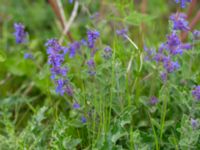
[103,46,112,59]
[191,118,198,129]
[144,46,155,61]
[150,96,158,105]
[87,59,95,68]
[163,57,180,73]
[68,41,81,58]
[24,53,33,59]
[87,30,100,49]
[161,72,167,82]
[174,0,192,8]
[116,29,128,39]
[69,0,73,3]
[81,116,87,123]
[55,79,73,96]
[170,13,190,31]
[193,30,200,39]
[14,23,27,44]
[192,86,200,101]
[73,103,80,109]
[165,32,191,55]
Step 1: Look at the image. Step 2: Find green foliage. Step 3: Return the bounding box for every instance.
[0,0,200,149]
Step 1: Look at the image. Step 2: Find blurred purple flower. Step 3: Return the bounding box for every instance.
[174,0,192,8]
[161,72,168,82]
[191,118,198,129]
[163,57,180,73]
[14,23,27,44]
[150,96,158,105]
[144,46,155,61]
[87,59,95,68]
[73,103,80,109]
[24,53,33,59]
[170,13,190,31]
[116,29,127,39]
[81,116,87,123]
[103,46,112,59]
[68,41,81,58]
[192,86,200,101]
[87,30,100,49]
[69,0,73,3]
[193,30,200,39]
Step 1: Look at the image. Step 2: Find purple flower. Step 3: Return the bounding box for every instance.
[87,59,95,68]
[191,118,198,129]
[68,41,81,58]
[24,53,33,59]
[144,46,155,61]
[174,0,192,8]
[170,13,190,31]
[64,85,73,96]
[14,23,27,44]
[73,103,80,109]
[163,58,180,73]
[192,86,200,101]
[193,30,200,39]
[150,96,158,105]
[116,29,127,39]
[161,72,168,82]
[69,0,73,3]
[81,116,87,123]
[103,46,112,59]
[55,79,73,96]
[163,32,191,55]
[87,30,100,49]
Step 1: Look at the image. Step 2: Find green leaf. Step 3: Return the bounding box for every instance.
[0,51,6,62]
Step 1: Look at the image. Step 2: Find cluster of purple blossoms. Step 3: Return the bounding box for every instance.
[14,23,27,44]
[87,30,100,49]
[145,13,192,81]
[170,13,190,31]
[192,86,200,101]
[14,23,33,59]
[45,39,74,96]
[86,30,100,75]
[174,0,192,8]
[68,41,81,58]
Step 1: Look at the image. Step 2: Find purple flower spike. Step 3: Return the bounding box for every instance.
[192,86,200,101]
[150,96,158,105]
[170,13,190,31]
[68,41,81,58]
[87,30,100,49]
[14,23,27,44]
[191,118,198,129]
[73,103,80,109]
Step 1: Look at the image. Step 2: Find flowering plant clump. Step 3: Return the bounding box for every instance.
[1,0,200,149]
